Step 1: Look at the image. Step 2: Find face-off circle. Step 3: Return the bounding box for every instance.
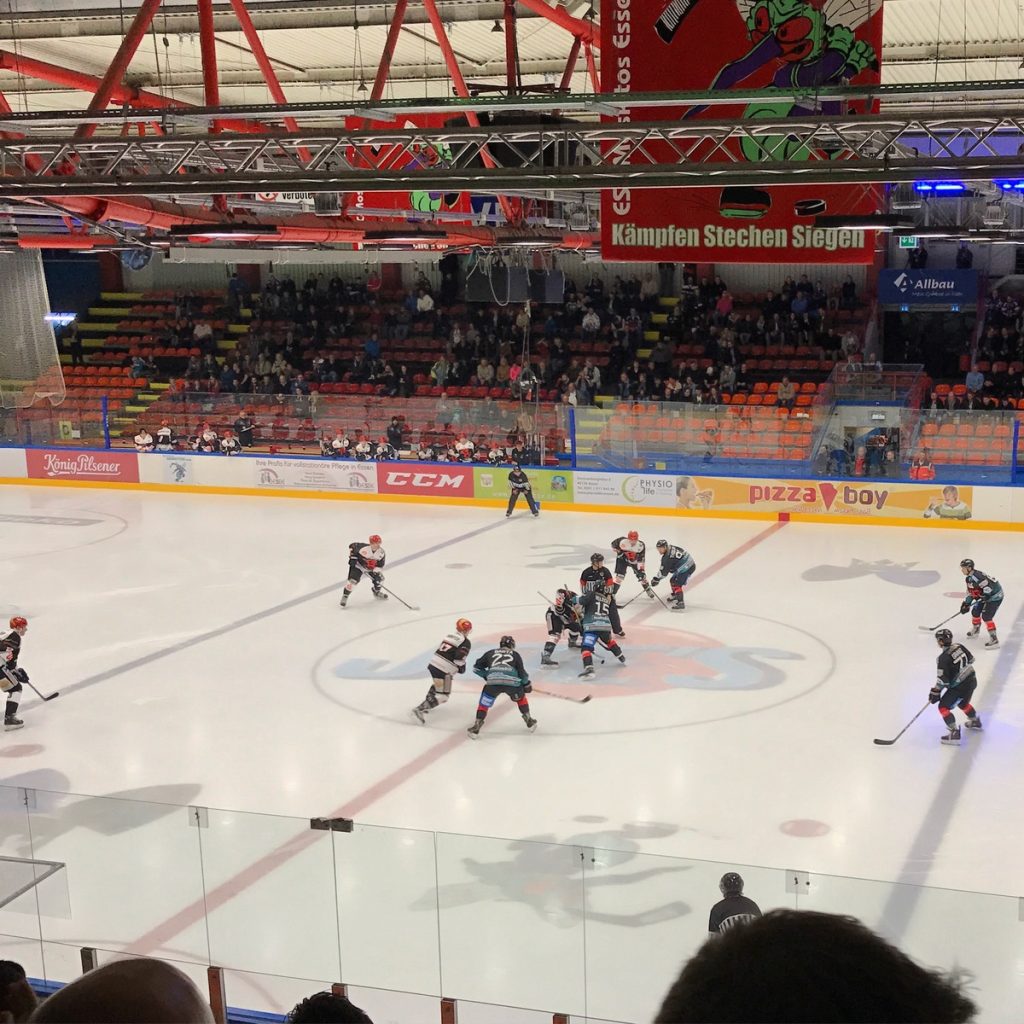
[311,604,836,735]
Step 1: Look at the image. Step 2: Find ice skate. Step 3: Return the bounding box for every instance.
[966,624,980,638]
[613,629,626,639]
[670,594,686,611]
[531,511,539,518]
[579,665,595,678]
[540,654,558,667]
[568,635,581,649]
[466,721,483,739]
[941,726,962,745]
[410,707,426,724]
[617,654,627,665]
[339,592,349,607]
[985,633,999,648]
[522,714,538,733]
[4,715,24,731]
[372,589,388,600]
[964,715,983,731]
[505,512,512,518]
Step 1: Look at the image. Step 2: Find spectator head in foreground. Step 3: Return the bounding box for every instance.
[287,991,373,1023]
[654,909,975,1024]
[29,958,213,1023]
[0,960,38,1023]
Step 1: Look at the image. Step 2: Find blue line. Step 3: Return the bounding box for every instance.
[47,514,510,702]
[879,597,1024,940]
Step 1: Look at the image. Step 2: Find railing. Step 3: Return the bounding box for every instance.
[1,784,1019,1023]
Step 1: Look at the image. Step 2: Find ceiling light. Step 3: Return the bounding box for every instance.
[491,20,502,32]
[357,80,368,94]
[167,224,279,238]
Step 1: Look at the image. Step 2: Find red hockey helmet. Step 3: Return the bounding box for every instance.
[456,618,472,634]
[627,530,639,542]
[9,616,27,630]
[369,534,382,546]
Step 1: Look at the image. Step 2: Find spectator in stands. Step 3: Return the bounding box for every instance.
[965,362,984,394]
[63,320,84,367]
[134,426,154,453]
[714,290,734,325]
[907,241,929,269]
[193,319,214,352]
[29,957,215,1023]
[654,909,975,1024]
[0,959,38,1022]
[581,307,601,341]
[956,242,974,269]
[777,377,796,411]
[840,275,859,310]
[286,990,373,1023]
[430,355,449,389]
[617,372,634,400]
[719,363,736,395]
[415,288,435,323]
[910,451,936,480]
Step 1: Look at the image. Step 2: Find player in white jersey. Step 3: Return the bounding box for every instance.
[339,535,386,607]
[411,618,473,723]
[611,530,655,597]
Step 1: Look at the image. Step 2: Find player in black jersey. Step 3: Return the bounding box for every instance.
[575,581,626,678]
[506,465,539,518]
[611,531,655,598]
[411,618,472,724]
[340,535,386,607]
[930,629,983,745]
[708,873,762,935]
[1,616,29,730]
[959,558,1003,647]
[579,552,625,637]
[467,636,536,738]
[651,540,697,610]
[540,589,582,666]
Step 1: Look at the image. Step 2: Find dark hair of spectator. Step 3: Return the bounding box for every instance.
[286,991,373,1023]
[654,909,976,1023]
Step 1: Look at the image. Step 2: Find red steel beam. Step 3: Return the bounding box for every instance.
[370,0,408,102]
[75,0,164,140]
[558,34,582,92]
[197,0,221,112]
[517,0,599,46]
[583,40,599,92]
[422,0,517,224]
[0,50,260,134]
[504,0,520,95]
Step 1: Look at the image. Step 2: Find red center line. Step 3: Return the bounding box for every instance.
[131,520,786,957]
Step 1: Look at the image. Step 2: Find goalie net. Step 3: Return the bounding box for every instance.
[0,250,65,409]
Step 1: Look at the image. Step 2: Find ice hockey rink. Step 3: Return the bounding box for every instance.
[1,483,1023,1023]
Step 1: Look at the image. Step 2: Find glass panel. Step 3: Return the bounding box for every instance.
[0,932,44,979]
[800,874,1024,1022]
[25,791,207,962]
[346,985,444,1024]
[456,998,557,1024]
[201,807,340,983]
[334,823,441,995]
[582,852,791,1024]
[435,833,586,1015]
[222,968,338,1018]
[0,785,40,942]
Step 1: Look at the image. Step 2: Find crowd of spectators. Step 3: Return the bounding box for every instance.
[2,899,978,1023]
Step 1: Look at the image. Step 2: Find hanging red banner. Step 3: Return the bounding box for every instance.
[599,0,884,263]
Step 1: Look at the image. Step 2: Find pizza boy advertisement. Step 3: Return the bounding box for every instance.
[600,0,883,263]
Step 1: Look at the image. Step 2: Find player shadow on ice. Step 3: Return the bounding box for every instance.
[0,777,203,859]
[802,559,940,588]
[411,821,692,928]
[524,543,608,571]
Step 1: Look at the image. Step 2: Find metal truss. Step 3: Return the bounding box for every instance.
[3,112,1024,199]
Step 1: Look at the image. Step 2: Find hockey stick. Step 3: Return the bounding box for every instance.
[918,611,960,633]
[873,702,930,746]
[380,585,420,611]
[24,679,59,702]
[617,591,643,608]
[533,688,591,704]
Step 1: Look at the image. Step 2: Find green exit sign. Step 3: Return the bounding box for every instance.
[898,235,919,249]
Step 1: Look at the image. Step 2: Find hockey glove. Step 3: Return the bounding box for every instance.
[371,572,385,585]
[612,582,621,595]
[457,663,466,673]
[13,667,28,683]
[650,576,662,587]
[928,685,943,705]
[959,600,971,615]
[523,682,532,693]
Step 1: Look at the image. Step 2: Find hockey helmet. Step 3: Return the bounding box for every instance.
[959,558,974,571]
[719,872,744,896]
[555,589,568,606]
[499,635,516,650]
[627,530,639,542]
[369,534,382,546]
[9,616,27,631]
[656,539,668,550]
[456,618,473,634]
[935,628,953,647]
[590,552,605,565]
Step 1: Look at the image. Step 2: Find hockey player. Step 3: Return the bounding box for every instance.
[580,552,625,637]
[541,588,582,666]
[468,636,536,738]
[374,437,397,461]
[220,429,241,456]
[506,464,539,517]
[411,618,473,723]
[353,435,373,461]
[134,427,154,453]
[930,629,983,745]
[576,581,626,678]
[340,535,387,607]
[330,430,351,459]
[194,422,218,453]
[611,531,654,597]
[0,616,29,730]
[959,559,1003,647]
[651,539,697,610]
[155,420,175,451]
